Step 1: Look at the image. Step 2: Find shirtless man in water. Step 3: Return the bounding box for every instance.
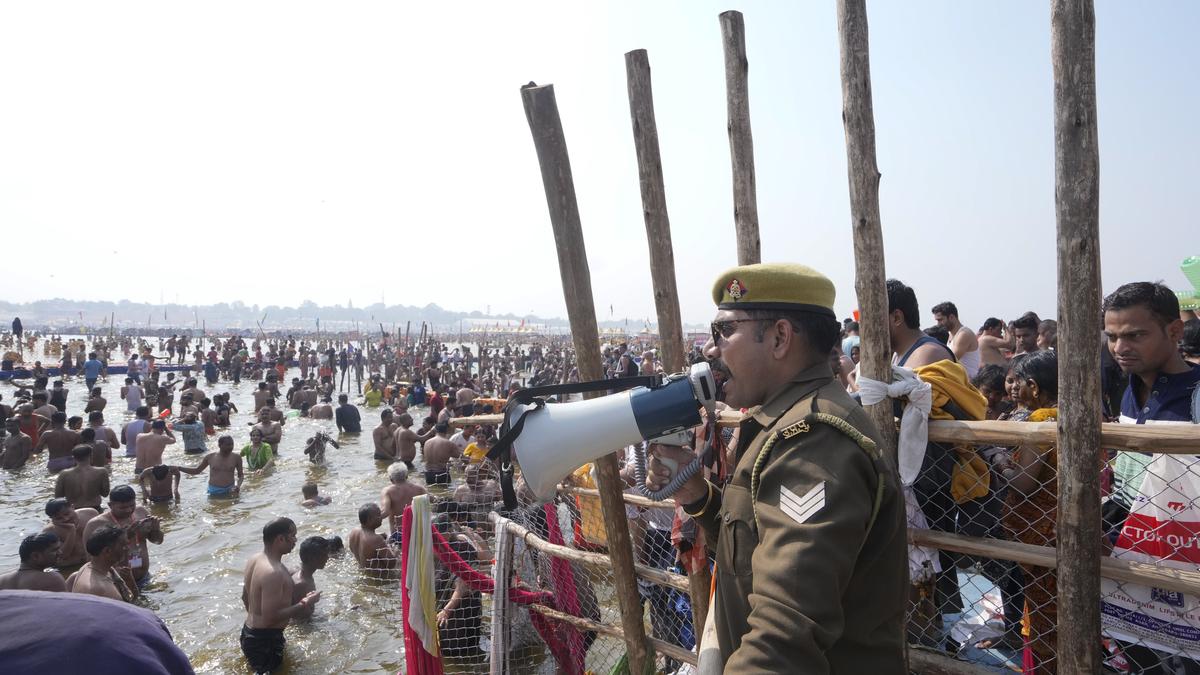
[308,396,334,420]
[349,503,398,576]
[254,408,283,453]
[37,412,81,473]
[241,517,320,674]
[66,525,133,602]
[43,497,98,570]
[82,485,162,586]
[0,532,67,591]
[380,463,426,545]
[372,409,398,461]
[393,413,436,471]
[177,434,244,497]
[1,418,33,470]
[421,422,460,486]
[134,420,176,475]
[291,536,330,621]
[54,445,110,510]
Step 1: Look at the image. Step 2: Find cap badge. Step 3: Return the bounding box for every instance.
[727,278,746,301]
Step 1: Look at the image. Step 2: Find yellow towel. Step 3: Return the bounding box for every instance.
[914,359,988,421]
[915,360,991,503]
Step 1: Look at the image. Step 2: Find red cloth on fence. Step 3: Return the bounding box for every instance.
[543,503,588,675]
[400,507,443,675]
[409,509,580,674]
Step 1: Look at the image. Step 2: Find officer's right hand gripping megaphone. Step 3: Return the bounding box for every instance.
[487,362,717,505]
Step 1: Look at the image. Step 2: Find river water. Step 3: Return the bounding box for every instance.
[0,359,467,674]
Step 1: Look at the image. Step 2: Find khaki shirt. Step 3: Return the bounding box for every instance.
[690,363,907,672]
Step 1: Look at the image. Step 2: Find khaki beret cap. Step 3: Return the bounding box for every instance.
[711,263,836,318]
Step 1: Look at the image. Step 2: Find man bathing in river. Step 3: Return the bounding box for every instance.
[177,434,244,496]
[54,445,110,510]
[43,497,98,570]
[291,536,330,621]
[393,412,435,471]
[134,419,176,475]
[241,517,320,674]
[371,408,397,461]
[300,483,331,507]
[349,503,397,576]
[37,411,80,473]
[0,533,66,592]
[254,408,283,453]
[66,525,134,602]
[421,422,460,485]
[380,462,425,545]
[138,464,181,504]
[2,417,33,470]
[83,485,162,587]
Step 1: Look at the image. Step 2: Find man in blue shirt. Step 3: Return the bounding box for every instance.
[82,352,104,392]
[1104,282,1200,528]
[1102,281,1200,674]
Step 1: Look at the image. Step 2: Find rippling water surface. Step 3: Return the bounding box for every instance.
[0,357,463,674]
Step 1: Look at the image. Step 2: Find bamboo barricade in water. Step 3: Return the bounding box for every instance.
[624,46,712,639]
[719,10,760,265]
[520,81,653,674]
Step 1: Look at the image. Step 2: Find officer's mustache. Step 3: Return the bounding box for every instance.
[707,358,732,380]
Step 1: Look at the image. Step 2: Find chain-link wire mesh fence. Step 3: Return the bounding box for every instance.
[906,416,1200,675]
[396,451,700,674]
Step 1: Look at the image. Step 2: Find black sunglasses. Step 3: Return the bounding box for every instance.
[710,318,775,345]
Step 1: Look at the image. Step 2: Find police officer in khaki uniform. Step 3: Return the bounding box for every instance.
[650,263,907,673]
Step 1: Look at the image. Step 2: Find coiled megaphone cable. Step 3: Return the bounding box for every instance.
[630,437,712,502]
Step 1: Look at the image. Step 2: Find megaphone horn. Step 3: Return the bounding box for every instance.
[506,362,716,503]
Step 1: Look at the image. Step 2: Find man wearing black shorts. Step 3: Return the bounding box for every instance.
[241,517,319,673]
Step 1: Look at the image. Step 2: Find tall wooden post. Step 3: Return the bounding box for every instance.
[521,81,652,674]
[625,47,712,637]
[1051,1,1102,672]
[835,0,896,458]
[719,10,761,265]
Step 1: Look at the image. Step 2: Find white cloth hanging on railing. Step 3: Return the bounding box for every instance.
[490,516,513,675]
[857,366,940,576]
[406,495,439,656]
[857,365,931,486]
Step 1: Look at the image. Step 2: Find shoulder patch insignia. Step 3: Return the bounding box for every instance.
[779,420,810,439]
[780,482,825,525]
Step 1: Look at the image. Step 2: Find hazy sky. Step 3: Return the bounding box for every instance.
[2,2,1196,329]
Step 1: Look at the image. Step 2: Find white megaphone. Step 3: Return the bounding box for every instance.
[507,362,717,502]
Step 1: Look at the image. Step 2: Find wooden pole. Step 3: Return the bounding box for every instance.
[835,0,897,458]
[719,10,761,265]
[521,81,652,674]
[624,47,711,637]
[1051,1,1101,671]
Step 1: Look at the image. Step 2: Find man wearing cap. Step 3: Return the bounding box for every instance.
[649,263,907,672]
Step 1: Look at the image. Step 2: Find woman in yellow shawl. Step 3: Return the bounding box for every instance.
[1000,351,1059,674]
